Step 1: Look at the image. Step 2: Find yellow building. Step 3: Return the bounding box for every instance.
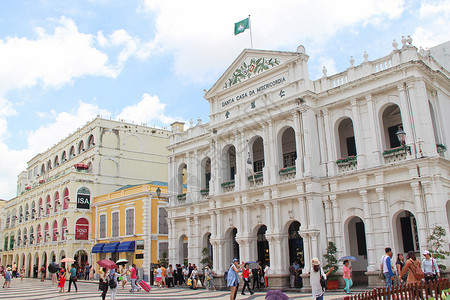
[91,182,169,280]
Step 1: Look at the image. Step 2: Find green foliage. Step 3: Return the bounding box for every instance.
[429,287,450,300]
[323,241,339,281]
[427,225,450,271]
[158,251,168,268]
[200,247,213,268]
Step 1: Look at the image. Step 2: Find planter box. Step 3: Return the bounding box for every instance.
[327,279,339,290]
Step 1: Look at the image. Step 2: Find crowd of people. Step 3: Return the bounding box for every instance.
[0,249,443,299]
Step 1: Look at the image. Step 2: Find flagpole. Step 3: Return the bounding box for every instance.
[248,14,253,49]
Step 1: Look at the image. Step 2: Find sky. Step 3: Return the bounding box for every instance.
[0,0,449,200]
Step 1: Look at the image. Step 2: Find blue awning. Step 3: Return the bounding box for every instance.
[92,243,105,253]
[102,242,120,253]
[117,241,135,252]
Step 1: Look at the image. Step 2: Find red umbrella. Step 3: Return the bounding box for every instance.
[97,259,118,270]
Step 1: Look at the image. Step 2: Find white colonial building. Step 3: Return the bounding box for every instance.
[1,117,170,278]
[167,39,450,288]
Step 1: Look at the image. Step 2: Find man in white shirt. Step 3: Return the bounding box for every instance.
[422,250,440,282]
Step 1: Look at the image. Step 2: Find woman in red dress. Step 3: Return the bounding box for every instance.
[58,268,66,293]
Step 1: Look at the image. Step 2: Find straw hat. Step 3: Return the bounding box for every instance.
[311,258,320,265]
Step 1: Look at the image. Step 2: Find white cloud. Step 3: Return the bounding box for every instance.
[413,1,450,48]
[116,93,177,125]
[140,0,405,83]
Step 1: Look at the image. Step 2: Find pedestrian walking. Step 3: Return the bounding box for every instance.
[241,263,254,295]
[3,267,12,288]
[154,264,163,288]
[51,270,58,285]
[183,265,189,285]
[67,264,78,292]
[395,253,407,285]
[401,251,423,299]
[109,268,120,300]
[89,264,94,280]
[100,268,109,300]
[343,260,353,294]
[58,267,66,293]
[161,264,167,288]
[167,264,174,287]
[120,265,128,289]
[20,266,25,281]
[380,247,395,291]
[310,257,334,300]
[252,262,261,291]
[33,264,38,278]
[84,263,90,280]
[422,250,440,297]
[39,264,46,282]
[189,265,199,290]
[204,266,216,291]
[12,262,17,278]
[227,259,243,300]
[264,264,270,288]
[130,264,140,292]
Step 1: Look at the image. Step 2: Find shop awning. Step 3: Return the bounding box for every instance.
[102,242,120,253]
[117,241,135,252]
[92,243,105,253]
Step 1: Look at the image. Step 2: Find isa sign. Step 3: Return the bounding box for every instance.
[77,194,90,209]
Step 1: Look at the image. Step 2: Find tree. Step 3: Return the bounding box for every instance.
[200,247,213,268]
[427,225,450,272]
[158,251,168,268]
[323,241,339,280]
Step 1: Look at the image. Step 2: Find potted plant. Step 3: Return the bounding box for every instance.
[323,241,339,289]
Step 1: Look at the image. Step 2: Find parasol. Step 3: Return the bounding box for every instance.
[97,259,118,270]
[266,290,289,300]
[339,256,358,262]
[48,262,60,273]
[60,258,75,263]
[116,259,128,265]
[245,261,260,269]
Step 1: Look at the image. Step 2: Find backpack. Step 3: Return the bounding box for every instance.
[409,259,425,280]
[109,274,117,289]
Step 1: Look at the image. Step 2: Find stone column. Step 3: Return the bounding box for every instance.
[410,181,428,249]
[396,85,415,150]
[322,108,336,176]
[209,139,216,195]
[365,95,382,165]
[237,130,248,191]
[261,123,270,185]
[331,195,343,257]
[267,121,278,184]
[323,198,333,240]
[292,110,304,178]
[300,108,312,176]
[360,190,376,271]
[376,187,391,245]
[350,99,366,169]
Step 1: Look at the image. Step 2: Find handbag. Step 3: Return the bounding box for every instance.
[379,271,385,280]
[320,269,327,290]
[187,278,192,286]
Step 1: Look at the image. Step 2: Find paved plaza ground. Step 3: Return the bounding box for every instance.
[0,278,356,299]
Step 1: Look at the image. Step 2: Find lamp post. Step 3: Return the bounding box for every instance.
[156,187,161,198]
[396,128,411,154]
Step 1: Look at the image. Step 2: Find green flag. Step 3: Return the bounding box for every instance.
[234,17,249,35]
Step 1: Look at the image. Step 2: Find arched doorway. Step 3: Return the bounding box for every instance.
[41,252,48,278]
[34,252,40,278]
[288,221,304,267]
[178,235,188,265]
[345,216,368,285]
[74,250,88,267]
[231,228,239,261]
[257,225,269,267]
[27,253,32,277]
[394,210,420,254]
[202,233,213,267]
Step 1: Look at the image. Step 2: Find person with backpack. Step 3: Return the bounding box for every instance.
[401,251,423,284]
[109,268,120,300]
[100,268,109,300]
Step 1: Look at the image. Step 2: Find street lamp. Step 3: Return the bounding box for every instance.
[396,128,411,154]
[156,187,161,198]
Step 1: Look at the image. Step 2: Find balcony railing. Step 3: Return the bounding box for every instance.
[221,180,235,192]
[383,146,408,163]
[200,189,209,196]
[279,166,296,181]
[336,156,357,172]
[177,193,187,202]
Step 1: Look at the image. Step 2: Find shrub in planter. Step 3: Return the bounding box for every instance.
[323,241,339,289]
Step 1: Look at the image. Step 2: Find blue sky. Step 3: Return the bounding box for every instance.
[0,0,449,199]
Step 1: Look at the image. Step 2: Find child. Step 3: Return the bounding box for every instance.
[58,267,66,293]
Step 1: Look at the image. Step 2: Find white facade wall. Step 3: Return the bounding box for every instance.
[168,42,450,288]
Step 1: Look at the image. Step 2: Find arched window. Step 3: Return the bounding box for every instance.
[31,201,36,219]
[18,206,23,223]
[75,218,89,240]
[63,188,69,210]
[38,198,43,218]
[41,163,45,175]
[46,195,51,215]
[52,220,58,241]
[337,117,357,158]
[76,187,91,209]
[69,145,75,158]
[47,160,52,171]
[61,218,68,241]
[61,151,67,162]
[381,104,403,150]
[87,134,95,149]
[280,127,297,168]
[23,228,27,245]
[30,226,34,245]
[24,203,29,221]
[54,192,60,213]
[44,222,49,242]
[6,212,10,228]
[17,229,22,246]
[54,155,59,167]
[37,224,42,244]
[78,140,85,154]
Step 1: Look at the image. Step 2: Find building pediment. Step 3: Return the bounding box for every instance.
[205,48,304,98]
